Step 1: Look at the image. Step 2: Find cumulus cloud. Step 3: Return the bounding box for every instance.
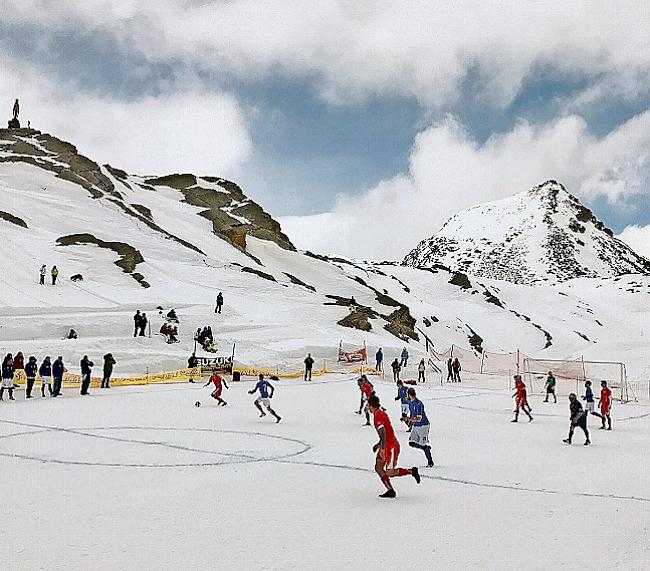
[618,225,650,259]
[281,110,650,259]
[0,58,251,176]
[4,0,650,109]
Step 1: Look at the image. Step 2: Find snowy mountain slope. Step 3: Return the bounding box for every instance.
[403,180,650,284]
[0,129,648,382]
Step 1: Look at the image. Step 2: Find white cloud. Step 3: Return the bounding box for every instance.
[618,225,650,259]
[3,1,650,109]
[281,110,650,259]
[0,59,252,176]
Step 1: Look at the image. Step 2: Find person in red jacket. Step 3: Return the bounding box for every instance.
[599,381,613,430]
[511,375,533,422]
[204,372,228,406]
[368,395,420,498]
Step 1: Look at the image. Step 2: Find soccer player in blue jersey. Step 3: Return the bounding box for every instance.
[406,388,434,467]
[248,374,281,423]
[394,380,410,431]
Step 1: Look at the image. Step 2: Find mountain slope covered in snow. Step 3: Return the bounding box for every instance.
[403,180,650,284]
[0,129,649,383]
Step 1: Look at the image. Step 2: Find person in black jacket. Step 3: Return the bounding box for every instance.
[102,353,116,388]
[304,353,314,382]
[1,354,15,401]
[563,393,591,445]
[52,356,66,396]
[133,310,141,337]
[215,292,223,314]
[80,355,94,395]
[25,356,38,398]
[39,356,52,397]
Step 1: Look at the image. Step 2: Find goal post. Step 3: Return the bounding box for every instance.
[523,357,633,403]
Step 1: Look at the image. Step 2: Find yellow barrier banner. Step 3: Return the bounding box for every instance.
[60,368,203,388]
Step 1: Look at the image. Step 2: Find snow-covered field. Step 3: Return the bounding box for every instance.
[1,374,648,570]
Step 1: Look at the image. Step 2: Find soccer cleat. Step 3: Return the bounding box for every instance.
[412,467,421,484]
[259,413,266,418]
[563,438,571,444]
[510,419,518,423]
[584,440,591,445]
[427,460,435,468]
[379,489,396,498]
[364,422,371,426]
[599,426,605,430]
[528,417,534,422]
[276,416,281,423]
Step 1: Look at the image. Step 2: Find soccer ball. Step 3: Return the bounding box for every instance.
[195,401,201,407]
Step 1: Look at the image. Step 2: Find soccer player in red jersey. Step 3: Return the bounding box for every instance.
[356,375,374,426]
[204,371,228,406]
[599,380,612,430]
[367,395,420,498]
[511,375,533,422]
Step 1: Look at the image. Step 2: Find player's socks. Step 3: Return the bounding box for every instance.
[379,489,396,498]
[424,446,433,465]
[396,468,412,477]
[380,474,393,490]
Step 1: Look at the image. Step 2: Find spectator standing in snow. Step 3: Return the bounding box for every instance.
[133,311,141,337]
[1,354,15,401]
[25,356,38,398]
[39,356,52,397]
[446,358,453,382]
[39,264,47,285]
[51,265,59,285]
[52,356,66,396]
[304,353,315,382]
[215,292,224,314]
[417,359,426,383]
[375,348,383,372]
[102,353,116,388]
[400,347,409,368]
[452,358,462,382]
[13,351,24,386]
[188,353,199,383]
[139,313,148,336]
[391,358,401,382]
[80,355,94,395]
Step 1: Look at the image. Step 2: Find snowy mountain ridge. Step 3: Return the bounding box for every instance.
[0,129,649,383]
[403,180,650,284]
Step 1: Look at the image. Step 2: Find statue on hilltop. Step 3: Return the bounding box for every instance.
[8,98,21,129]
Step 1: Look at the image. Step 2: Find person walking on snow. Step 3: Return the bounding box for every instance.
[1,354,15,401]
[51,265,59,285]
[563,393,590,445]
[544,371,557,403]
[391,358,401,382]
[400,347,409,368]
[452,358,462,382]
[80,355,94,395]
[25,356,38,398]
[511,375,533,422]
[215,292,224,314]
[375,348,383,371]
[304,353,314,381]
[102,353,116,388]
[417,359,426,383]
[52,355,66,396]
[248,374,281,422]
[39,356,52,397]
[133,310,141,337]
[39,264,47,285]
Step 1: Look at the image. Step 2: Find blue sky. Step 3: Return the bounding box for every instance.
[2,1,649,258]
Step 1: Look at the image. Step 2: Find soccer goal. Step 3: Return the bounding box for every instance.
[523,357,634,403]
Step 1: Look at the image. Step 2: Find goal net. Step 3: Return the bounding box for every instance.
[523,358,633,402]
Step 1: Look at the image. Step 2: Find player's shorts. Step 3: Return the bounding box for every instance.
[401,403,410,417]
[600,403,610,415]
[585,401,595,413]
[575,414,587,430]
[378,442,400,470]
[259,397,271,408]
[211,388,222,399]
[409,424,430,446]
